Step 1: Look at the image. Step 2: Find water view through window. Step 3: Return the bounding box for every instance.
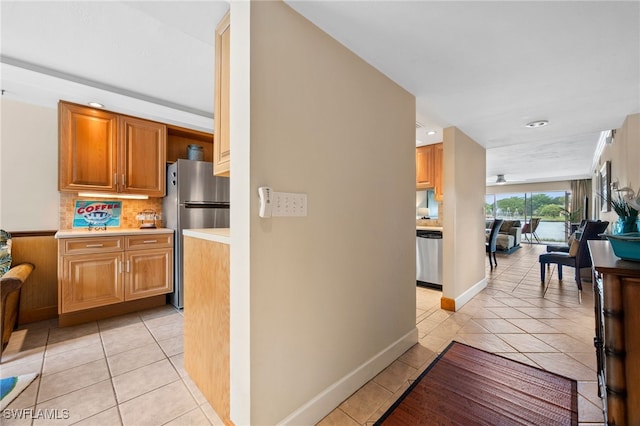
[486,191,572,243]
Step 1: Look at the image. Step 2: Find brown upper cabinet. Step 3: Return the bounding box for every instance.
[59,101,167,197]
[416,143,443,198]
[416,144,434,189]
[119,115,167,196]
[213,10,230,177]
[433,142,443,201]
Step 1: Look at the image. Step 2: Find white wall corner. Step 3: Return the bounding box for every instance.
[455,277,488,310]
[276,327,419,426]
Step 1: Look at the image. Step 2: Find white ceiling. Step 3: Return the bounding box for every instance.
[2,1,639,186]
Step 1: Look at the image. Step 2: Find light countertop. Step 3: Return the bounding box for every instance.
[183,228,230,245]
[417,226,443,232]
[55,228,174,239]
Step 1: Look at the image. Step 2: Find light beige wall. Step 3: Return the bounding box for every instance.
[0,99,58,231]
[442,127,486,308]
[596,113,640,228]
[237,2,416,424]
[228,1,251,424]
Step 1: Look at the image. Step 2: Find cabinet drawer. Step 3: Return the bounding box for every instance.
[60,237,124,255]
[125,234,173,250]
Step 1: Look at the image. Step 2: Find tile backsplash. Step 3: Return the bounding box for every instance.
[59,192,162,230]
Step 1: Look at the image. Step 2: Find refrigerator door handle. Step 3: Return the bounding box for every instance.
[184,201,230,209]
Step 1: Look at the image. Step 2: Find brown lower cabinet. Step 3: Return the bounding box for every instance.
[57,231,173,325]
[589,240,640,425]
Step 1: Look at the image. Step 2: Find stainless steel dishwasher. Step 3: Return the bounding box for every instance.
[416,229,443,289]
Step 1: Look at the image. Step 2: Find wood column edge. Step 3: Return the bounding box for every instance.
[441,297,455,312]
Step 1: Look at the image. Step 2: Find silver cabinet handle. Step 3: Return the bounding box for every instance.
[143,240,157,244]
[86,244,103,248]
[118,260,122,273]
[126,260,130,273]
[114,173,119,192]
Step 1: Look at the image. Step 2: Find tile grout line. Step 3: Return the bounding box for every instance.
[29,327,51,426]
[139,309,213,426]
[98,315,129,426]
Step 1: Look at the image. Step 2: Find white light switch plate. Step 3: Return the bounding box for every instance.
[272,191,307,217]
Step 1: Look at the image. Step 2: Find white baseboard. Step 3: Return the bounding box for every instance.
[455,277,488,309]
[277,327,419,425]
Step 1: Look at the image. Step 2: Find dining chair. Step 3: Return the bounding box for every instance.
[538,220,609,301]
[486,219,504,269]
[545,219,588,253]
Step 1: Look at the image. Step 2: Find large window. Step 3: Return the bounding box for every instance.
[486,191,570,243]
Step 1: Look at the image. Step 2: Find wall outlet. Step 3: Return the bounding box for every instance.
[272,191,307,217]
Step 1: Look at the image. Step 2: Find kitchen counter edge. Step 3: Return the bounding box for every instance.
[416,226,443,232]
[55,228,174,239]
[183,228,230,245]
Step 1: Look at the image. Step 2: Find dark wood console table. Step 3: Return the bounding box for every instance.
[588,240,640,425]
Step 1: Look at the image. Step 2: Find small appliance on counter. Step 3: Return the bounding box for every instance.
[417,207,430,219]
[136,209,160,228]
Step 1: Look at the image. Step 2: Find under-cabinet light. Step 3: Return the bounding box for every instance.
[78,192,149,200]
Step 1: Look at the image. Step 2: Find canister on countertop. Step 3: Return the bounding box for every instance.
[187,144,204,161]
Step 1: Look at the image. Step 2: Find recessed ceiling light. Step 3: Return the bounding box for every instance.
[426,130,436,136]
[525,120,549,128]
[88,102,104,108]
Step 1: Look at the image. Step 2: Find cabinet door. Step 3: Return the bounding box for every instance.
[213,11,231,177]
[433,143,444,200]
[416,145,434,189]
[60,252,124,313]
[119,116,167,196]
[59,101,118,192]
[124,248,173,301]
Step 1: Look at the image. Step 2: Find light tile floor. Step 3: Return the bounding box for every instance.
[2,244,604,425]
[318,244,605,426]
[2,307,224,426]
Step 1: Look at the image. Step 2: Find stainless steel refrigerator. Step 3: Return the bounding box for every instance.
[163,159,229,308]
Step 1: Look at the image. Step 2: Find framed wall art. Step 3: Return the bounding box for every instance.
[73,200,122,230]
[599,161,611,212]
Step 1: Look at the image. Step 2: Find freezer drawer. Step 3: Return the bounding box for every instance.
[179,204,229,230]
